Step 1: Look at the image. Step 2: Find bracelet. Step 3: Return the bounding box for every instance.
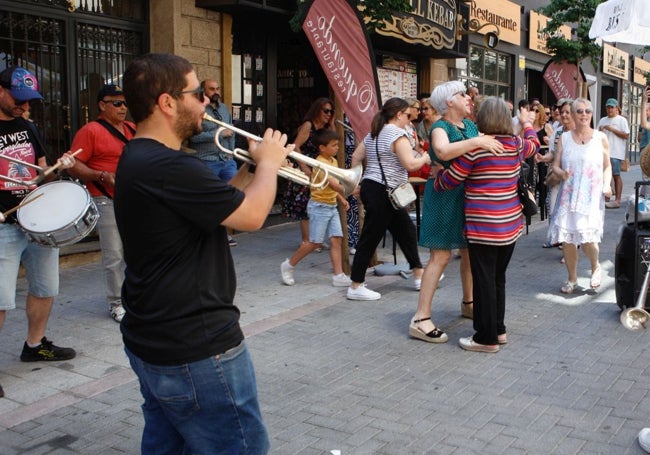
[99,171,106,183]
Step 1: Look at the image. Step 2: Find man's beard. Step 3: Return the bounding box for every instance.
[210,94,220,105]
[174,102,202,140]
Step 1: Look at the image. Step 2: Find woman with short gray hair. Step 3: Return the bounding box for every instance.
[410,81,504,344]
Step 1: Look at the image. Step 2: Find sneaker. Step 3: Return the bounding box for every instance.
[20,337,76,362]
[280,259,295,286]
[228,236,237,247]
[332,273,352,287]
[110,305,126,323]
[639,428,650,453]
[346,283,381,301]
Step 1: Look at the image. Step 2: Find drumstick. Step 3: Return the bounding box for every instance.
[42,148,83,177]
[2,193,44,218]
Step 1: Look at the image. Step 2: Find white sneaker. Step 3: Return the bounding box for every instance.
[639,428,650,453]
[332,273,352,287]
[347,283,381,301]
[280,259,295,286]
[110,305,126,323]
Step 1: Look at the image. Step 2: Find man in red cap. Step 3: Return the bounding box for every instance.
[0,65,78,398]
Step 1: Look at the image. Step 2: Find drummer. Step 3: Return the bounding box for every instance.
[0,65,78,399]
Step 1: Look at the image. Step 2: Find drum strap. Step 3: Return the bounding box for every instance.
[93,119,136,199]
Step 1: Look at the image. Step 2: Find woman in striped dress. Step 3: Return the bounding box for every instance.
[434,97,539,353]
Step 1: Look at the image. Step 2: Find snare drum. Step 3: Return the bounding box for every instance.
[17,180,99,247]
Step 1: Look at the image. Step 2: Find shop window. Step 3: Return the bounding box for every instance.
[462,45,511,99]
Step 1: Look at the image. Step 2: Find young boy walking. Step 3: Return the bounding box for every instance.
[281,129,351,287]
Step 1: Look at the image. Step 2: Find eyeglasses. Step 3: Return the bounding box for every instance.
[575,108,593,114]
[420,107,430,112]
[322,108,334,115]
[102,100,128,108]
[172,87,205,102]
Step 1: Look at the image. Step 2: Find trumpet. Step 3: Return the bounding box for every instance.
[621,264,650,330]
[203,113,362,197]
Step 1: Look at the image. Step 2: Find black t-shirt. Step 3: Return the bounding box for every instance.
[114,138,245,365]
[0,118,46,222]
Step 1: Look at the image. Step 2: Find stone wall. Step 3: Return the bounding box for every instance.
[149,0,226,88]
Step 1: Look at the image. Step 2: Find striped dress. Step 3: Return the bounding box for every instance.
[433,127,539,245]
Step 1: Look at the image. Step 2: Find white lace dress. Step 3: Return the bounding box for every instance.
[548,131,606,245]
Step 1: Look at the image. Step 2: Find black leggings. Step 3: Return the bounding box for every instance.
[350,179,422,283]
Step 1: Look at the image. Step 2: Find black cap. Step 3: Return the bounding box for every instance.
[97,84,124,102]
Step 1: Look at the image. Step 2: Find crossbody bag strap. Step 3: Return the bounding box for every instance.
[93,119,133,199]
[374,138,389,188]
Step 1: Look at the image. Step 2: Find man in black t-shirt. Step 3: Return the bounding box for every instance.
[115,53,290,454]
[0,66,78,399]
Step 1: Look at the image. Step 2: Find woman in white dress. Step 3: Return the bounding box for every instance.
[548,98,612,294]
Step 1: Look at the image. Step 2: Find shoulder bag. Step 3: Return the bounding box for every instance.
[375,138,416,209]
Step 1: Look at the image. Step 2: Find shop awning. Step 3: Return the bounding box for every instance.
[589,0,650,45]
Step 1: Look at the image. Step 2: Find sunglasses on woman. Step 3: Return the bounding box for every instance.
[575,108,592,114]
[322,108,334,115]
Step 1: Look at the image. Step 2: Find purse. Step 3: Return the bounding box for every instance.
[375,139,416,209]
[387,182,417,209]
[518,161,538,218]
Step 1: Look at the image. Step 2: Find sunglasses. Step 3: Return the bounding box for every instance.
[173,87,205,102]
[575,108,592,114]
[420,107,430,112]
[322,108,334,115]
[545,111,551,115]
[102,100,128,108]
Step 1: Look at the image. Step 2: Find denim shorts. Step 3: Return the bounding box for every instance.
[125,341,269,454]
[307,200,342,244]
[0,223,59,310]
[610,158,621,176]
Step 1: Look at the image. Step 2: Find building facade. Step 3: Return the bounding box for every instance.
[0,0,646,161]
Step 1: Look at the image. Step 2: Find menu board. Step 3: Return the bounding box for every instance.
[377,57,418,101]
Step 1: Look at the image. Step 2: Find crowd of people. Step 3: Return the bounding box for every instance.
[0,55,638,452]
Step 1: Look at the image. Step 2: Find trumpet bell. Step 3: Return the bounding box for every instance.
[620,307,650,330]
[337,164,363,198]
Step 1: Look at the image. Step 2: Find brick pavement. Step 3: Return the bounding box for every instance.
[0,166,648,454]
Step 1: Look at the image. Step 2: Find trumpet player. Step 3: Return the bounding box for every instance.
[115,53,290,454]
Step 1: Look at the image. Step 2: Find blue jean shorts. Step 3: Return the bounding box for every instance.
[307,200,343,244]
[0,223,59,310]
[610,158,621,176]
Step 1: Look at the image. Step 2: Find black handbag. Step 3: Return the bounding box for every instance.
[518,160,538,218]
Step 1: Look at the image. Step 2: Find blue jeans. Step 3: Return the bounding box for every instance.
[204,159,238,182]
[125,341,269,455]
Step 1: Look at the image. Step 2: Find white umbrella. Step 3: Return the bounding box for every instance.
[589,0,650,45]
